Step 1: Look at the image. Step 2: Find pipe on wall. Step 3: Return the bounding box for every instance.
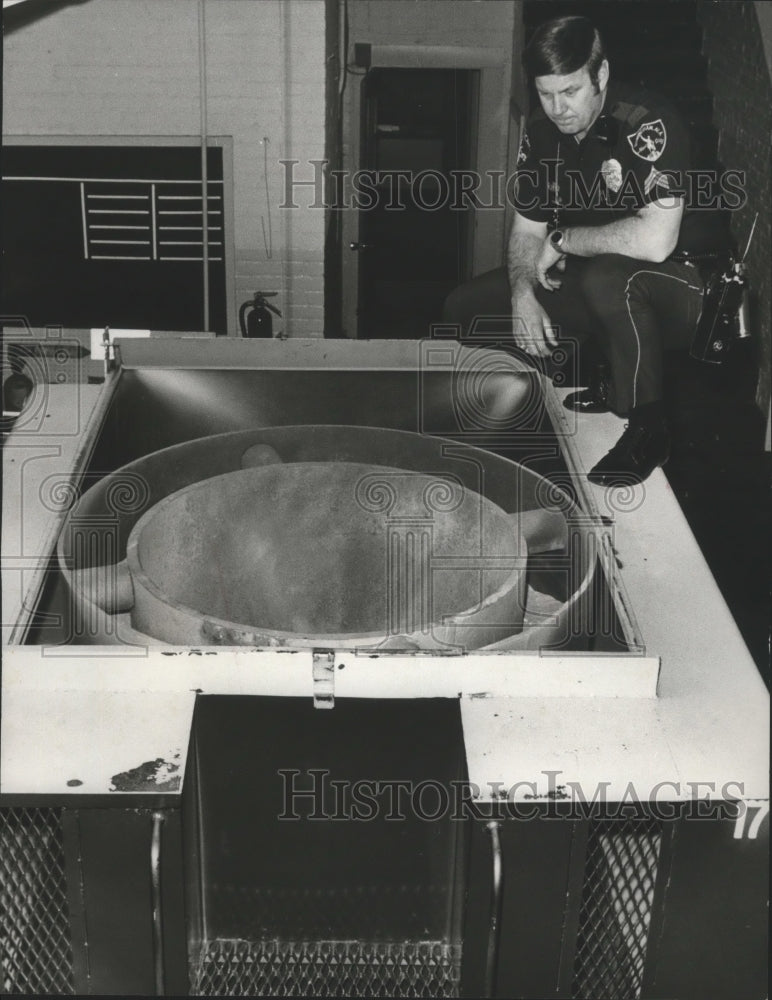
[198,0,210,332]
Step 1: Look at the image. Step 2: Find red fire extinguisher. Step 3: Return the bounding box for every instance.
[239,291,282,338]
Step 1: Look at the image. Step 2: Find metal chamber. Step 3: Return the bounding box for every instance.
[24,364,629,650]
[57,424,597,651]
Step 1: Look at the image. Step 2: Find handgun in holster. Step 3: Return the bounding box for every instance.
[690,255,750,364]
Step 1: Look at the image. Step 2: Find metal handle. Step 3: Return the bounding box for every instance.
[150,811,166,996]
[312,649,335,709]
[511,508,568,554]
[349,242,374,251]
[485,820,504,998]
[70,558,135,614]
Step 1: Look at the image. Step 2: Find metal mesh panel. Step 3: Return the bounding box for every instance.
[0,807,75,996]
[571,817,662,1000]
[191,939,461,997]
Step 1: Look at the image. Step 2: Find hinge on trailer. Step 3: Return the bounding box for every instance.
[312,650,335,709]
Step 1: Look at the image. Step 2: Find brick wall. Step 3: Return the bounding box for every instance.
[697,0,771,418]
[2,0,326,337]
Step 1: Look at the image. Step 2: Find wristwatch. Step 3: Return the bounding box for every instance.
[549,229,565,250]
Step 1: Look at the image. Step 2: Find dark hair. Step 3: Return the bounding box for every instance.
[523,16,607,87]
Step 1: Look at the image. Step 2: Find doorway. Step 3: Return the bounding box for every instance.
[355,68,476,339]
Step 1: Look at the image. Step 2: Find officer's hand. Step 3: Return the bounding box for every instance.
[535,238,565,291]
[511,287,558,358]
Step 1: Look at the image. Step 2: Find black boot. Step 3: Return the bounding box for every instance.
[588,417,670,486]
[563,362,612,413]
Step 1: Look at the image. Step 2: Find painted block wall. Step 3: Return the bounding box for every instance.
[2,0,326,336]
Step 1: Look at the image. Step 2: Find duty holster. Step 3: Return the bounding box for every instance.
[685,252,750,364]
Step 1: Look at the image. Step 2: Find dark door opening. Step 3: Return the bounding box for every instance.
[185,695,469,993]
[357,68,476,339]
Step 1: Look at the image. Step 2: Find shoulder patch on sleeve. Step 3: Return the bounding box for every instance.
[627,119,667,161]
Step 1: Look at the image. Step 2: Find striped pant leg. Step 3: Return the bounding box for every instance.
[576,254,703,414]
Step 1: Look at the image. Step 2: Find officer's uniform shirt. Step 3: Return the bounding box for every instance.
[514,80,713,254]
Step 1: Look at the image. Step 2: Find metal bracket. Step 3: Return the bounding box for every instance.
[102,327,117,376]
[312,650,335,709]
[150,811,166,997]
[484,820,503,999]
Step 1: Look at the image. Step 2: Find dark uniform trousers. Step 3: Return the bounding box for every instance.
[442,254,704,416]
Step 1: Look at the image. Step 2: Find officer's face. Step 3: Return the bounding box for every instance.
[534,61,609,140]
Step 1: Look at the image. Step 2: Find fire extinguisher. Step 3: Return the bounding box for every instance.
[239,291,282,338]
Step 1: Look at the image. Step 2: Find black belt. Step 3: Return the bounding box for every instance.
[669,249,730,264]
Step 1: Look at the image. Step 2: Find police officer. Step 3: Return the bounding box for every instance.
[443,16,720,486]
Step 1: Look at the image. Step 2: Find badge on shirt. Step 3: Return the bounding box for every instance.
[627,119,667,161]
[601,158,623,193]
[517,127,530,166]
